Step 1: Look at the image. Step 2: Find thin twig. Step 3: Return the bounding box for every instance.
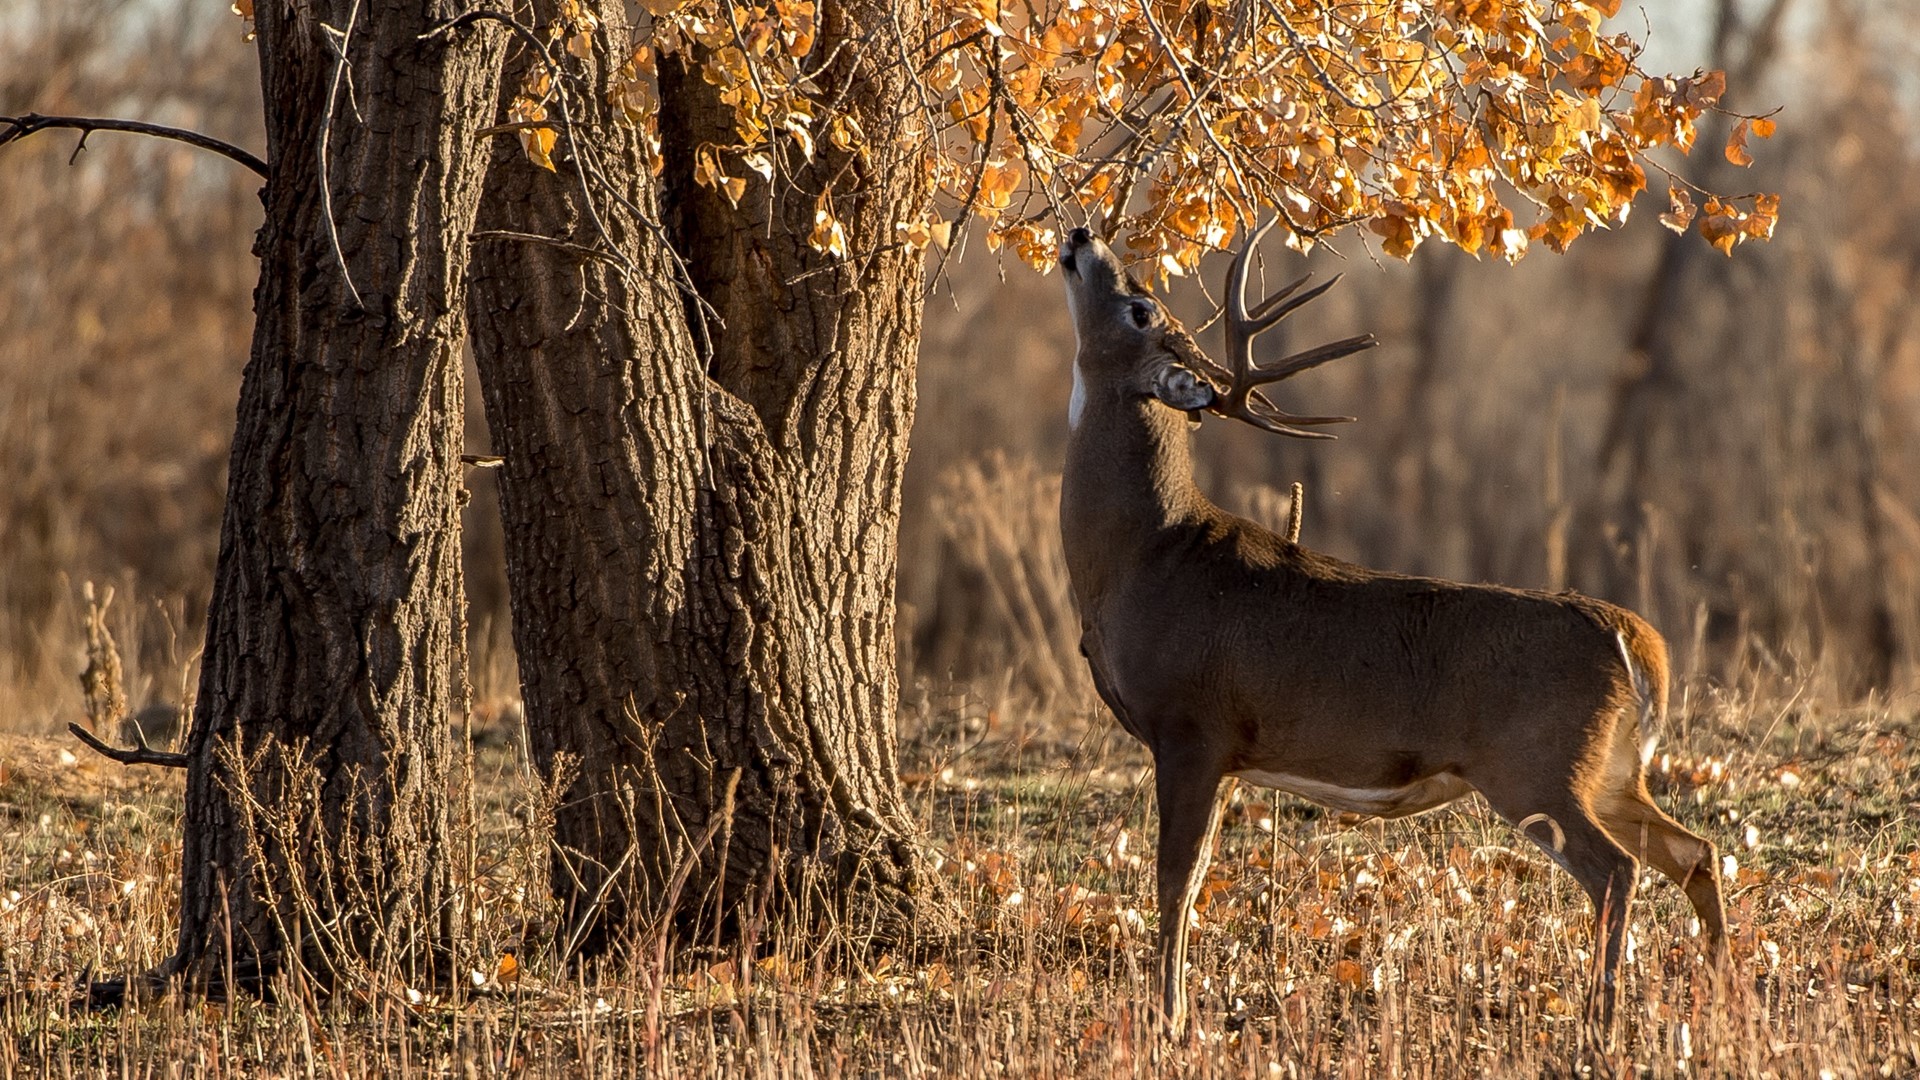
[947,40,1004,265]
[68,722,188,770]
[0,113,267,177]
[1135,2,1262,229]
[319,2,367,314]
[1263,0,1370,112]
[472,228,624,266]
[476,118,575,138]
[420,8,548,58]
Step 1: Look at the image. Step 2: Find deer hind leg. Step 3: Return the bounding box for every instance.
[1481,786,1639,1031]
[1594,782,1728,959]
[1152,753,1226,1037]
[1548,809,1637,1031]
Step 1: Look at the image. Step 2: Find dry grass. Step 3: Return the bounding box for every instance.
[1,669,1915,1077]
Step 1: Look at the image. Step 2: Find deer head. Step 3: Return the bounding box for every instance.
[1057,221,1374,435]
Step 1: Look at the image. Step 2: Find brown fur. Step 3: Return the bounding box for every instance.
[1056,231,1727,1037]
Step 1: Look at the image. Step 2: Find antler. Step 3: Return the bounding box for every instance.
[1210,217,1376,439]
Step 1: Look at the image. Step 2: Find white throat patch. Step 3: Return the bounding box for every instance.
[1068,361,1087,430]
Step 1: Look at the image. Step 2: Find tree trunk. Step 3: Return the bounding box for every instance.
[168,2,504,991]
[467,0,939,956]
[1584,0,1792,604]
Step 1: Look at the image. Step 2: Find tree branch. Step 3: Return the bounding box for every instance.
[0,113,267,178]
[68,722,188,770]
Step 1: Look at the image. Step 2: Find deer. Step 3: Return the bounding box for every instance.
[1056,221,1728,1037]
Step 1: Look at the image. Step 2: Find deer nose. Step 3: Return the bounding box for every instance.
[1067,227,1092,248]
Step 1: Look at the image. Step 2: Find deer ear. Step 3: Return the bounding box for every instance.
[1149,362,1218,412]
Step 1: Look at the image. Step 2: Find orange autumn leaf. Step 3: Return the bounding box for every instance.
[1333,959,1367,989]
[1726,118,1754,166]
[1660,184,1697,233]
[508,97,557,172]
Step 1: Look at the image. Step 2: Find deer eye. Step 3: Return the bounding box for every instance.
[1128,300,1155,329]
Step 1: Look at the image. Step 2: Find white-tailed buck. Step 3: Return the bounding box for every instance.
[1057,222,1727,1036]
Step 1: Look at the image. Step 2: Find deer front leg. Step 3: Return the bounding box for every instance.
[1153,749,1227,1037]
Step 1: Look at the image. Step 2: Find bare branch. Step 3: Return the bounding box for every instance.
[419,9,549,58]
[68,722,188,770]
[0,113,267,177]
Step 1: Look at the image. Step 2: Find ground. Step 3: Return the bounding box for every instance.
[0,682,1916,1077]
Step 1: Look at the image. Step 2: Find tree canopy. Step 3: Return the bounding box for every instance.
[465,0,1785,278]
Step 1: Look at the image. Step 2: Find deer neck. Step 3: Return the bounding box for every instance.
[1060,373,1213,603]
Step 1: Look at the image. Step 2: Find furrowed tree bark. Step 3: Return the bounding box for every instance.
[167,2,503,991]
[467,0,941,955]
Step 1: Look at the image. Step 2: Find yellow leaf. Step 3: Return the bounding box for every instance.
[1751,116,1777,139]
[1725,119,1753,167]
[997,221,1058,273]
[509,97,557,172]
[1333,959,1366,989]
[1745,192,1780,241]
[1368,209,1421,261]
[523,126,556,171]
[1659,184,1696,233]
[1698,210,1741,256]
[787,122,815,161]
[808,203,848,259]
[1686,70,1727,109]
[1448,210,1485,255]
[897,218,933,252]
[1492,225,1528,263]
[495,949,520,986]
[829,115,864,153]
[611,53,659,124]
[692,146,720,189]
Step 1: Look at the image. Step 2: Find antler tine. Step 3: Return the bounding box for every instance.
[1240,398,1340,440]
[1245,333,1377,387]
[1210,215,1373,439]
[1244,272,1317,325]
[1226,215,1280,327]
[1246,273,1342,330]
[1225,216,1282,384]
